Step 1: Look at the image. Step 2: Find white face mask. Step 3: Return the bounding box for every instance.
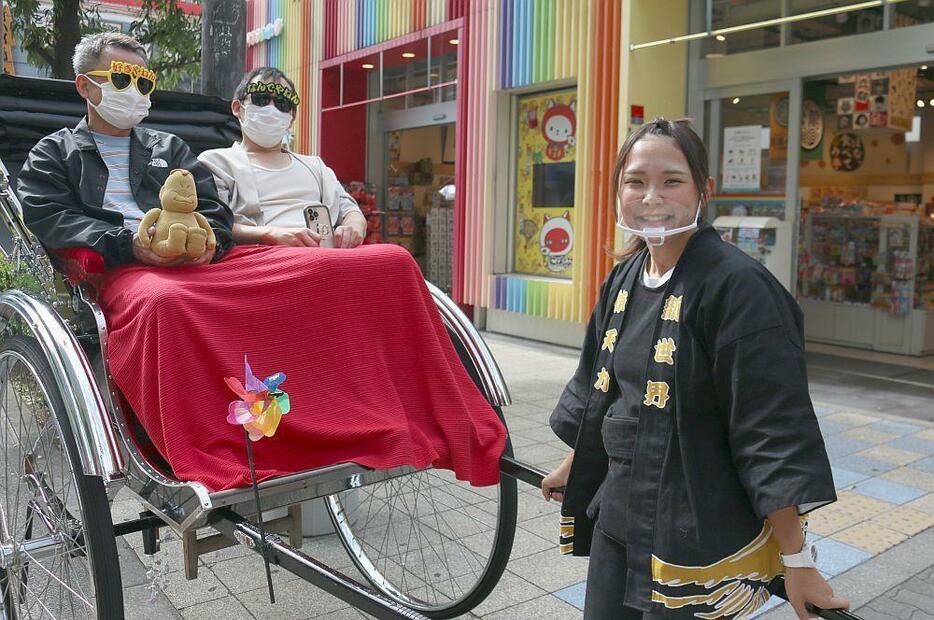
[616,199,703,247]
[84,78,151,130]
[240,102,293,149]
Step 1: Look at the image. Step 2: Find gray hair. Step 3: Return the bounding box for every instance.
[72,32,148,75]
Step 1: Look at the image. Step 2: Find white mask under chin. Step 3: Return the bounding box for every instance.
[616,200,703,247]
[86,79,151,130]
[240,103,292,149]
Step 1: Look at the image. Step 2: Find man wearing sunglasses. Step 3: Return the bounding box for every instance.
[17,32,234,268]
[199,68,366,249]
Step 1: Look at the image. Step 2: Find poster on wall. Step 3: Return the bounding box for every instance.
[836,70,916,132]
[513,88,577,278]
[722,125,761,192]
[887,68,917,131]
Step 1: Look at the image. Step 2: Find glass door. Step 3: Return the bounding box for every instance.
[704,81,803,288]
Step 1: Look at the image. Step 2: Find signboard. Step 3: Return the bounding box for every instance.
[722,125,762,192]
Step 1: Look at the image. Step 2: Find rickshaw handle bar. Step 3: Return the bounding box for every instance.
[499,456,863,620]
[209,508,430,620]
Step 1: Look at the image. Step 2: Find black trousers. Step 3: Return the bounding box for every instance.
[584,523,660,620]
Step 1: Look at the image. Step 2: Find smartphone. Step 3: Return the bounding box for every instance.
[303,204,334,248]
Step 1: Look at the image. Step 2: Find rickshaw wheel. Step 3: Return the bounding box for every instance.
[326,321,518,618]
[326,432,517,618]
[0,336,123,619]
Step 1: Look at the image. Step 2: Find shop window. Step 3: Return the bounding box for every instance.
[347,52,380,105]
[512,88,577,279]
[788,0,883,44]
[383,38,428,101]
[322,65,341,109]
[711,92,789,220]
[893,0,934,28]
[797,64,934,323]
[430,34,459,86]
[708,0,782,56]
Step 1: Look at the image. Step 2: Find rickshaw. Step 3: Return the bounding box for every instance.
[0,149,558,619]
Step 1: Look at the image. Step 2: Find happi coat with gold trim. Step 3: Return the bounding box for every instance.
[550,225,836,619]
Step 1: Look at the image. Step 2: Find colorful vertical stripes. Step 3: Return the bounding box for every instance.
[324,0,465,59]
[459,0,621,323]
[501,0,577,89]
[245,0,321,155]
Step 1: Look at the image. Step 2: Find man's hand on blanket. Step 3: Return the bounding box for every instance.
[133,229,215,267]
[333,224,365,249]
[260,227,321,247]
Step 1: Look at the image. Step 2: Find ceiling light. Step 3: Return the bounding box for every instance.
[449,38,459,45]
[361,63,374,69]
[922,65,929,71]
[930,98,934,107]
[918,99,926,108]
[715,34,726,41]
[402,52,416,58]
[732,97,741,104]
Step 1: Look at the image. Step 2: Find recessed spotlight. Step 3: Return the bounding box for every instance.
[918,99,926,108]
[361,63,374,69]
[922,65,929,70]
[732,97,741,104]
[930,98,934,106]
[402,52,416,58]
[449,39,459,45]
[715,34,726,42]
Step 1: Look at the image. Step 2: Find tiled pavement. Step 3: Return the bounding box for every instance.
[114,332,934,618]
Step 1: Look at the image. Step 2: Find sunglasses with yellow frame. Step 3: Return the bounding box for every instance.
[85,61,157,97]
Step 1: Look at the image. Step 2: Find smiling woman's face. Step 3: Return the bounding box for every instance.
[617,134,701,233]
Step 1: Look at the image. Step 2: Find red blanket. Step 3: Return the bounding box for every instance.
[100,244,506,492]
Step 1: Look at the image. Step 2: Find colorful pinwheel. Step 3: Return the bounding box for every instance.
[225,356,290,441]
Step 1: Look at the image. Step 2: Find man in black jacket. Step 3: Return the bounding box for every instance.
[16,32,233,267]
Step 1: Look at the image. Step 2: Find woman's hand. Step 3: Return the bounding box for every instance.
[784,567,849,619]
[261,227,321,247]
[542,450,574,503]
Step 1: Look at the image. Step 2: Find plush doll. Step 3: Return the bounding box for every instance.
[138,169,216,259]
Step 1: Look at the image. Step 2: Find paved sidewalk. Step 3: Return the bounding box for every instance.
[114,332,934,618]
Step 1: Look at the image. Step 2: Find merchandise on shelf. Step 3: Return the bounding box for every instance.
[798,201,933,315]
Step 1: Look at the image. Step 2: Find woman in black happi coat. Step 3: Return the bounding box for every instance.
[541,119,850,620]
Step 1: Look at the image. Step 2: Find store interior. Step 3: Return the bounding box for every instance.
[383,123,457,292]
[796,64,933,333]
[709,63,933,355]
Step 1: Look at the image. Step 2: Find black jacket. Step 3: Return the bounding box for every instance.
[16,118,234,266]
[551,225,835,618]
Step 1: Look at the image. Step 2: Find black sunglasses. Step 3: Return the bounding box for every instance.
[247,92,296,114]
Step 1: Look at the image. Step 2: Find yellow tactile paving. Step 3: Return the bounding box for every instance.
[807,491,894,536]
[881,468,934,493]
[839,427,898,445]
[870,504,934,537]
[833,521,909,554]
[854,445,926,466]
[825,412,877,427]
[906,494,934,517]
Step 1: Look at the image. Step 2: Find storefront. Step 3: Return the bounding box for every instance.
[684,0,934,355]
